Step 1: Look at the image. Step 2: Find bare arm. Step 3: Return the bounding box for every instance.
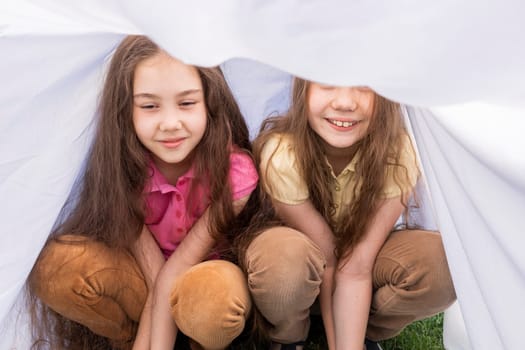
[132,226,166,350]
[150,196,250,350]
[273,200,337,350]
[333,197,405,350]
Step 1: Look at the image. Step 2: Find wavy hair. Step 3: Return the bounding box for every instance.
[28,35,253,349]
[254,78,418,260]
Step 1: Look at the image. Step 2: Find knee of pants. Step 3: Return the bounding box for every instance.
[245,227,325,306]
[169,260,251,350]
[373,230,456,308]
[29,235,147,332]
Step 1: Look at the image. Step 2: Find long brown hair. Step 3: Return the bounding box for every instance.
[51,35,251,248]
[28,35,253,349]
[254,78,418,260]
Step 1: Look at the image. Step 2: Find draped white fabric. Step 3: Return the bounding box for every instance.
[1,1,524,349]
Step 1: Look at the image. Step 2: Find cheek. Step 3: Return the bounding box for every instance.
[131,114,140,136]
[362,93,376,117]
[364,103,374,118]
[308,93,335,124]
[307,106,316,122]
[132,112,152,140]
[198,118,207,137]
[306,110,320,131]
[359,116,374,139]
[192,110,208,137]
[307,94,323,117]
[306,101,324,130]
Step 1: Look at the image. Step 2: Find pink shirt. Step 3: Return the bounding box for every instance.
[144,151,258,258]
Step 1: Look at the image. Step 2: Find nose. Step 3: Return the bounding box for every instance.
[159,109,183,132]
[331,87,358,112]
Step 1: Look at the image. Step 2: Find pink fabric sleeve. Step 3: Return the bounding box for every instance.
[229,152,259,200]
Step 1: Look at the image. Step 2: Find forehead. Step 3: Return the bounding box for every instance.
[133,52,202,93]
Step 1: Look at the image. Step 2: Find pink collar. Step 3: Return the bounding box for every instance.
[146,161,196,194]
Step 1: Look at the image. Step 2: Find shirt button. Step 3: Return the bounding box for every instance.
[176,228,184,234]
[175,193,182,201]
[175,210,182,218]
[334,204,339,208]
[335,185,341,191]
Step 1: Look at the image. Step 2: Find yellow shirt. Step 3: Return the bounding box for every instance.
[259,133,419,222]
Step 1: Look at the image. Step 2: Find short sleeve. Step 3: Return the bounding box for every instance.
[382,134,420,198]
[229,152,259,200]
[259,134,309,205]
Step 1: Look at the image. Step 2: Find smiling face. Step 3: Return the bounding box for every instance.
[132,52,207,179]
[306,83,375,155]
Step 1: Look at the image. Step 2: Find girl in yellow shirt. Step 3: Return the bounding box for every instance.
[254,79,456,350]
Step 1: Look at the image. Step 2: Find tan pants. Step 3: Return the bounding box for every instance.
[30,228,455,348]
[30,235,250,350]
[244,228,455,343]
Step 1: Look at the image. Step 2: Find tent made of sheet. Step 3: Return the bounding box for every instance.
[1,1,524,349]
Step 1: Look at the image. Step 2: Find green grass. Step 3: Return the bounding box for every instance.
[304,313,444,350]
[175,313,444,350]
[379,313,444,350]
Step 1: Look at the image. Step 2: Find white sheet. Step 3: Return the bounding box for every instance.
[1,1,524,349]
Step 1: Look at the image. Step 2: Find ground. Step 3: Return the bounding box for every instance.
[174,313,444,350]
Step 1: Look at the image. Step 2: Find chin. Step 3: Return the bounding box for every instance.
[331,140,359,149]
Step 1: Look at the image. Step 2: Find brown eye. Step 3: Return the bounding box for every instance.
[141,104,157,110]
[179,100,199,109]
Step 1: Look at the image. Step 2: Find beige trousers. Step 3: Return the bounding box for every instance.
[30,235,250,350]
[30,228,455,348]
[244,228,456,343]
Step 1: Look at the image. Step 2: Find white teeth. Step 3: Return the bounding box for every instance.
[329,119,355,127]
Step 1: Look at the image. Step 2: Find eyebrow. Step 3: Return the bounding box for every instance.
[133,89,202,99]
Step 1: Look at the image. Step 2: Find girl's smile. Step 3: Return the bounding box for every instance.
[307,83,374,152]
[325,117,361,130]
[132,52,207,181]
[158,137,187,149]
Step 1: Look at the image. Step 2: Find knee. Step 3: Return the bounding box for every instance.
[30,235,146,316]
[30,235,95,303]
[170,260,251,349]
[245,227,325,300]
[374,230,456,306]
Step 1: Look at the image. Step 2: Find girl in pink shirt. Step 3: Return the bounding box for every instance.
[28,36,262,350]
